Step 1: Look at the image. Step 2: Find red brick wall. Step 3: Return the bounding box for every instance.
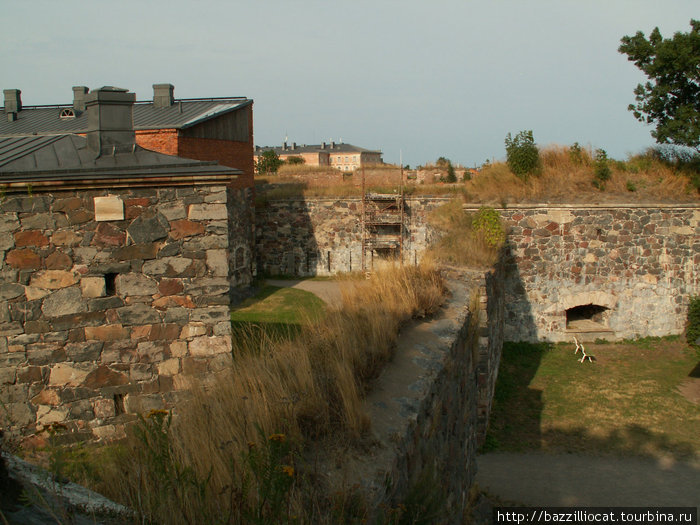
[135,129,179,156]
[178,136,254,190]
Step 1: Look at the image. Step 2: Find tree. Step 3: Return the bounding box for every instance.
[256,150,283,174]
[505,130,540,179]
[286,156,305,165]
[445,161,457,182]
[619,20,700,151]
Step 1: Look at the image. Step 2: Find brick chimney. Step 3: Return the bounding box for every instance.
[3,89,21,114]
[153,83,174,107]
[72,86,89,111]
[85,86,136,155]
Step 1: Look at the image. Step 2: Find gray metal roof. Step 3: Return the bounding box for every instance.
[257,142,382,155]
[0,135,240,183]
[0,98,251,137]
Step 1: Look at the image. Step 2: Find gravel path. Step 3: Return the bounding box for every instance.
[476,452,700,509]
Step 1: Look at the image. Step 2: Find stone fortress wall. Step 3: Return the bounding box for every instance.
[0,185,252,441]
[256,198,699,342]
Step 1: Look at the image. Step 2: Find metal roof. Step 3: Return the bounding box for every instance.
[0,98,251,137]
[257,142,382,155]
[0,135,240,183]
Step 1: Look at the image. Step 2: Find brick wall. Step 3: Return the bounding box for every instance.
[135,129,179,157]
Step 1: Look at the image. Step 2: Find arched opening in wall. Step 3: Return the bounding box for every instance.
[566,304,610,331]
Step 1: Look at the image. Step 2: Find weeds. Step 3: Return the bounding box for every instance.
[427,199,505,268]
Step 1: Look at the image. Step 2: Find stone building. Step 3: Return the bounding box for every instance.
[0,86,248,441]
[254,141,383,172]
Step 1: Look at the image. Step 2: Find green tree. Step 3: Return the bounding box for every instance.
[256,150,283,174]
[505,130,540,179]
[446,161,457,182]
[619,20,700,151]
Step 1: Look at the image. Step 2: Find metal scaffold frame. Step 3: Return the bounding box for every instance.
[360,166,405,271]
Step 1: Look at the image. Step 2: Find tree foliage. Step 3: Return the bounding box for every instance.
[619,19,700,151]
[256,150,283,174]
[505,130,540,179]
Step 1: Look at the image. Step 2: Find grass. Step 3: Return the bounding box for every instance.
[57,262,446,523]
[426,199,506,268]
[256,145,699,204]
[483,338,700,460]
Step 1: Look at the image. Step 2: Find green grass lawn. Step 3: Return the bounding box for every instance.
[230,283,327,350]
[484,338,700,460]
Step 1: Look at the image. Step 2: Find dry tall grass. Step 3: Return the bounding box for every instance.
[465,145,697,204]
[101,263,445,522]
[260,145,698,204]
[427,199,506,268]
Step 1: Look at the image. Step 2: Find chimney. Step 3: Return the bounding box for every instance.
[321,142,326,149]
[85,86,136,155]
[3,89,21,114]
[153,83,174,107]
[283,141,287,151]
[72,86,89,111]
[330,140,335,149]
[292,142,296,150]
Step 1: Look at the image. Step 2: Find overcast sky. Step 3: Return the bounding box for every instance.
[2,1,698,167]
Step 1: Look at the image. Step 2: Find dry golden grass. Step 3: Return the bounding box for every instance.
[465,145,698,204]
[426,199,506,268]
[260,145,699,204]
[95,263,446,521]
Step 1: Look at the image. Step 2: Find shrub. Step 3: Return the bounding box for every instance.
[593,148,611,189]
[505,130,540,179]
[687,296,700,345]
[446,162,457,183]
[472,206,506,248]
[569,142,586,165]
[285,156,304,165]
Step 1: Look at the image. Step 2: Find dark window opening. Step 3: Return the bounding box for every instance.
[566,304,609,329]
[105,273,118,296]
[113,393,125,415]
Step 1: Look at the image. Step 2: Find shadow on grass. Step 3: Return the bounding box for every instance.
[483,341,699,461]
[481,341,547,453]
[537,424,698,460]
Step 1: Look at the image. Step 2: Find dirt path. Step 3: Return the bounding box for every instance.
[266,279,346,307]
[476,452,700,509]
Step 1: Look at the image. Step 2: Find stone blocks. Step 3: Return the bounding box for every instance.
[0,184,253,441]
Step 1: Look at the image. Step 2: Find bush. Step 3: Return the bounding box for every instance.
[687,296,700,345]
[505,130,540,179]
[285,156,304,165]
[569,142,586,165]
[593,149,611,189]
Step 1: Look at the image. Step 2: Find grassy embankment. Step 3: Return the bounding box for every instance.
[484,338,700,460]
[257,145,699,204]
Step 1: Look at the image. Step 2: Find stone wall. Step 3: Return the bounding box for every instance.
[317,266,504,523]
[0,184,252,441]
[255,196,451,275]
[492,205,700,342]
[257,197,698,342]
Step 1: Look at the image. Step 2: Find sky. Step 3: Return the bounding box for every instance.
[2,1,698,168]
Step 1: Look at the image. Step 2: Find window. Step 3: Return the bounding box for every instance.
[105,273,118,296]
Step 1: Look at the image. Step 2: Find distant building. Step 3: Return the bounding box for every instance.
[254,141,383,172]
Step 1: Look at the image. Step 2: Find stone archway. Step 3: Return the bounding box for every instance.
[558,291,617,337]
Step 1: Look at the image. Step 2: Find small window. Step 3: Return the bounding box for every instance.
[113,393,125,415]
[105,273,118,296]
[59,108,76,119]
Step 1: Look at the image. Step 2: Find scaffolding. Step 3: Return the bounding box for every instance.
[361,167,405,271]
